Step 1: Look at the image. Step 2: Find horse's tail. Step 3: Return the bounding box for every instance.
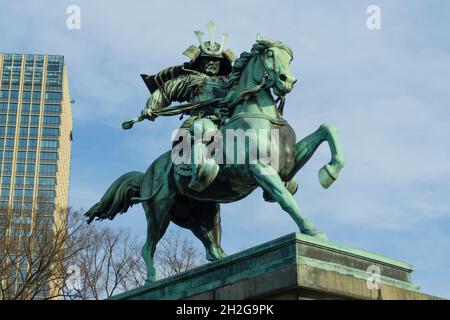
[85,171,143,224]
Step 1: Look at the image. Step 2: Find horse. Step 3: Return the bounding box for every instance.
[85,39,345,283]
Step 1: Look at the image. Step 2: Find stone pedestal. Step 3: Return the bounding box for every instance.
[111,233,439,300]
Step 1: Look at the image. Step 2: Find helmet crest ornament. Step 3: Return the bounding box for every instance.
[194,21,228,56]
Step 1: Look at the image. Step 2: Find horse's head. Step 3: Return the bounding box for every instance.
[254,40,297,96]
[225,39,297,105]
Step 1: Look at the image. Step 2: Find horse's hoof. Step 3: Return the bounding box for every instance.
[312,231,328,241]
[218,248,227,258]
[207,246,227,261]
[304,230,328,241]
[318,164,337,189]
[206,253,220,262]
[144,269,158,285]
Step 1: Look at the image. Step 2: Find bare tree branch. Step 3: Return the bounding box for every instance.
[1,201,207,300]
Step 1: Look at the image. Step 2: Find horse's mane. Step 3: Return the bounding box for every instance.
[219,39,293,108]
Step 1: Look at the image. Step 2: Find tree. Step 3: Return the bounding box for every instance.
[155,230,205,278]
[63,228,205,299]
[0,203,84,300]
[62,225,146,299]
[0,203,206,300]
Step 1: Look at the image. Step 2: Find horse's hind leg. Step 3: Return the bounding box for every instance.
[191,204,226,261]
[172,200,226,261]
[212,207,222,247]
[141,199,173,283]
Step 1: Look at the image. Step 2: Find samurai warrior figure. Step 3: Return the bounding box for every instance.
[123,21,235,192]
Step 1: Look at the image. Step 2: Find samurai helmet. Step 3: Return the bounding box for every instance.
[182,21,235,75]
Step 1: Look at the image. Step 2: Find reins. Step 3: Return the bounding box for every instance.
[122,46,288,130]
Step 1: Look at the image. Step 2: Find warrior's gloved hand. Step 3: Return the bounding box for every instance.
[142,108,157,121]
[121,107,157,130]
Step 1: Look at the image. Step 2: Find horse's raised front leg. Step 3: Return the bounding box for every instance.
[286,123,345,189]
[250,162,327,239]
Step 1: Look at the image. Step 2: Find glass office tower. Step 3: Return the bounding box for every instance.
[0,53,73,298]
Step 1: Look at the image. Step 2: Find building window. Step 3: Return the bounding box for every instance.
[6,126,16,137]
[24,177,34,187]
[0,188,10,198]
[20,115,29,125]
[16,163,26,174]
[29,127,38,137]
[19,127,28,137]
[39,164,57,175]
[27,150,36,160]
[30,115,39,126]
[40,152,57,161]
[24,189,34,198]
[43,116,59,126]
[9,103,18,113]
[28,139,38,148]
[18,139,27,148]
[32,91,41,102]
[22,202,33,211]
[41,140,58,149]
[7,115,16,125]
[2,175,11,185]
[1,76,10,85]
[44,92,61,101]
[22,91,32,100]
[38,177,55,186]
[10,91,19,99]
[26,164,35,175]
[36,216,54,226]
[2,163,12,173]
[31,104,40,114]
[15,176,24,186]
[14,188,23,199]
[21,103,31,114]
[3,151,14,160]
[42,128,59,137]
[17,151,26,161]
[43,104,60,114]
[37,189,54,199]
[12,56,22,65]
[5,139,14,148]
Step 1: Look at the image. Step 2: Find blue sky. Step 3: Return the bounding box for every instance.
[1,0,449,298]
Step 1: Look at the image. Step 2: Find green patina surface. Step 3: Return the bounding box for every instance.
[110,233,421,300]
[85,22,346,284]
[293,233,413,271]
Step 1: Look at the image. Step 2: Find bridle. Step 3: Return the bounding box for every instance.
[232,47,288,115]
